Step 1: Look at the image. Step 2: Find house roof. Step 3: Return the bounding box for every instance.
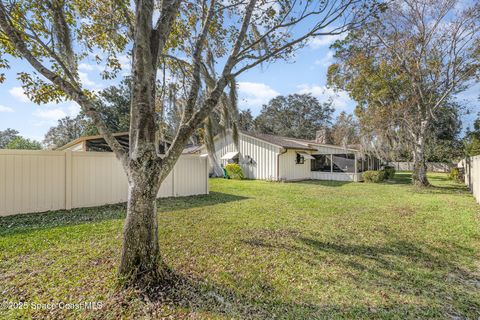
[240,131,317,151]
[240,131,359,152]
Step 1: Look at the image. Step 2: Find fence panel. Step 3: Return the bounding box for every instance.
[71,152,129,209]
[0,150,66,216]
[389,161,453,172]
[462,155,480,204]
[0,150,208,216]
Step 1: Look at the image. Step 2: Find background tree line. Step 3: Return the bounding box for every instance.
[31,78,472,166]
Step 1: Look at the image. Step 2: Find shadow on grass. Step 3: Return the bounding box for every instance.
[101,263,448,320]
[0,192,248,236]
[370,172,469,195]
[235,230,480,318]
[388,172,412,184]
[291,180,353,187]
[100,229,479,319]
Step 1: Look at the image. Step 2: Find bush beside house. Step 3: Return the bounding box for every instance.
[384,166,396,180]
[363,170,386,183]
[225,163,245,180]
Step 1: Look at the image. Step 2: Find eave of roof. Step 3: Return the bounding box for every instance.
[57,132,129,150]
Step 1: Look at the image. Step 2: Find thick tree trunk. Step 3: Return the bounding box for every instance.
[119,169,161,284]
[411,132,430,187]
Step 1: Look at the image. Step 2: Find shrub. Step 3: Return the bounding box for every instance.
[225,163,245,180]
[449,167,459,180]
[384,166,396,180]
[363,170,386,183]
[449,167,464,182]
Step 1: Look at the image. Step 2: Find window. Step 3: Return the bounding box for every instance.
[311,155,332,172]
[332,154,356,173]
[296,153,304,164]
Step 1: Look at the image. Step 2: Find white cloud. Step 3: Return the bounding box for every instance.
[78,71,98,88]
[0,105,14,112]
[78,63,95,71]
[33,108,67,121]
[237,82,279,110]
[308,33,345,49]
[67,103,81,117]
[297,84,355,112]
[117,54,131,71]
[9,87,30,103]
[314,51,335,67]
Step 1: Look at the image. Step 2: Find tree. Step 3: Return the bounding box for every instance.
[0,128,19,148]
[0,0,381,285]
[465,137,480,156]
[330,112,359,147]
[424,102,463,162]
[44,80,132,149]
[465,112,480,156]
[255,94,334,140]
[328,0,480,186]
[238,109,255,132]
[5,136,42,150]
[83,79,132,136]
[43,115,89,149]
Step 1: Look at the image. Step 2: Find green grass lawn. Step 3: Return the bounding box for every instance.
[1,172,479,319]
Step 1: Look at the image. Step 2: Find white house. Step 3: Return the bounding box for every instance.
[203,130,380,182]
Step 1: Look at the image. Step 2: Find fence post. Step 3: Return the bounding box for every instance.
[65,150,72,210]
[173,162,177,196]
[205,156,209,194]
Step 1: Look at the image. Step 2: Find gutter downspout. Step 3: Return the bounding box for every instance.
[276,148,287,181]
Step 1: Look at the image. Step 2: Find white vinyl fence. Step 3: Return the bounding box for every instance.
[389,161,453,172]
[0,150,208,216]
[462,156,480,204]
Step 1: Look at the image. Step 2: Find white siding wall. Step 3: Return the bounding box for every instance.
[212,133,281,180]
[278,149,311,181]
[213,133,237,168]
[239,134,280,180]
[0,150,208,216]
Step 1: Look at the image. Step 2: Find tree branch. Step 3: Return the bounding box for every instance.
[158,0,258,182]
[0,2,128,164]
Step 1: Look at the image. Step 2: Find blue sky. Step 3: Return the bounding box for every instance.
[0,32,478,143]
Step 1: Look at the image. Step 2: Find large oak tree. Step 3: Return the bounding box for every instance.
[328,0,480,186]
[0,0,380,285]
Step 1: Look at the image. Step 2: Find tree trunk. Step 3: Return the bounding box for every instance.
[119,168,161,284]
[411,132,430,187]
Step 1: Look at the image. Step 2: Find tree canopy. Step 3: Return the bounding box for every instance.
[254,93,334,140]
[0,128,19,148]
[465,112,480,156]
[5,136,42,150]
[328,0,479,185]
